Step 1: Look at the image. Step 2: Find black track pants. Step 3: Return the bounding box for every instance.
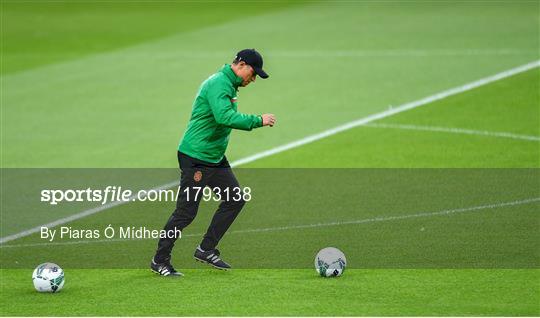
[154,152,246,263]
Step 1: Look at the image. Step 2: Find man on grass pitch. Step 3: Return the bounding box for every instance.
[151,49,275,276]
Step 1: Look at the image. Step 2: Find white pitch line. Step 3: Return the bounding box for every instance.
[1,197,538,249]
[0,180,179,245]
[364,123,540,142]
[229,60,540,167]
[1,60,539,245]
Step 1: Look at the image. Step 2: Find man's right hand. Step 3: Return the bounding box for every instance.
[262,114,276,127]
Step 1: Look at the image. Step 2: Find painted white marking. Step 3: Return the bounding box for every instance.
[1,60,538,245]
[1,197,538,248]
[364,123,540,142]
[228,197,540,235]
[0,180,178,244]
[230,60,540,167]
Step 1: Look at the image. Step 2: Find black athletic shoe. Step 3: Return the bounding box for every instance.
[150,258,183,277]
[194,247,231,270]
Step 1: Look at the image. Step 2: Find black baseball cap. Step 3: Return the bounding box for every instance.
[234,49,269,79]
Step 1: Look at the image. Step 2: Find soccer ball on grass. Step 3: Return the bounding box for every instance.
[315,247,347,277]
[32,262,65,293]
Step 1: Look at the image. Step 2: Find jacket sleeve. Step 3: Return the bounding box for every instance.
[207,82,263,131]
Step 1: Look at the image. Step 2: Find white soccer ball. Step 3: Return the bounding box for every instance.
[315,247,347,277]
[32,263,65,293]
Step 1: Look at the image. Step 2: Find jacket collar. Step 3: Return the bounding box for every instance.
[220,64,243,88]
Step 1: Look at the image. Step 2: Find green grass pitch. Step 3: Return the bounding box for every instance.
[1,1,539,316]
[1,269,538,316]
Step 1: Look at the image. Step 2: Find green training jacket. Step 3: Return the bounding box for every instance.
[178,64,263,163]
